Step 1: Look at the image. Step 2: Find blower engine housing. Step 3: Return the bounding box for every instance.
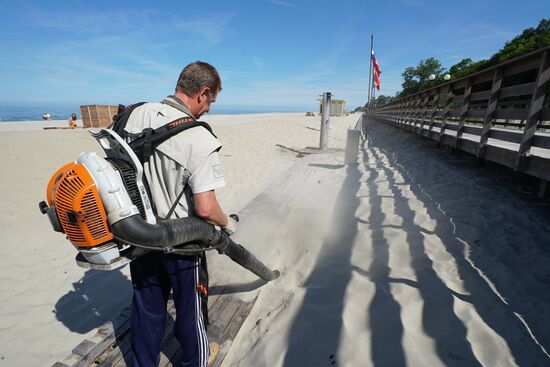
[40,128,155,269]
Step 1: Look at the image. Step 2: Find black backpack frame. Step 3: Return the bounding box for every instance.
[110,102,217,165]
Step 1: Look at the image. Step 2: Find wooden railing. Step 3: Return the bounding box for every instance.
[370,46,550,185]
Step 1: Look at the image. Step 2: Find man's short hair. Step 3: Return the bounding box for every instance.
[175,61,221,96]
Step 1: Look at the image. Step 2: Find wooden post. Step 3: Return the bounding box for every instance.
[401,99,409,125]
[515,50,550,169]
[404,99,409,125]
[455,77,472,148]
[416,94,424,131]
[344,129,361,164]
[402,101,407,127]
[398,100,409,125]
[407,97,415,131]
[477,67,503,157]
[412,95,420,131]
[429,86,444,134]
[420,91,433,133]
[410,96,421,131]
[392,101,398,125]
[439,85,453,144]
[427,89,439,136]
[404,98,412,128]
[400,99,407,128]
[414,94,421,132]
[319,92,331,150]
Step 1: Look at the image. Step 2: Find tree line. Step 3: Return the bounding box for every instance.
[356,18,549,111]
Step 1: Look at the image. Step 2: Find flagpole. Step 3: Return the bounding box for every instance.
[373,81,376,106]
[371,34,376,108]
[367,33,373,111]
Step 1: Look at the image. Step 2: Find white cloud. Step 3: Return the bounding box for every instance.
[22,5,237,46]
[266,0,299,9]
[176,13,238,45]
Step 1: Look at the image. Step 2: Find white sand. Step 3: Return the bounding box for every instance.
[1,113,549,366]
[219,120,550,367]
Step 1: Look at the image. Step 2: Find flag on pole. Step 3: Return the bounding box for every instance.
[371,49,381,90]
[371,50,381,75]
[373,72,381,91]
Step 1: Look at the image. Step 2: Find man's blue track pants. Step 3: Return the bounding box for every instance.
[130,252,209,367]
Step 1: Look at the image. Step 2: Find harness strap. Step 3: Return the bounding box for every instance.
[198,252,210,325]
[110,102,147,133]
[142,128,154,163]
[127,118,217,164]
[165,183,187,220]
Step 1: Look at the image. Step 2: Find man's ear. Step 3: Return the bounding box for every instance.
[200,87,210,102]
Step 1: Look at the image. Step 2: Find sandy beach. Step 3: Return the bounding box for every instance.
[0,112,352,366]
[1,113,549,366]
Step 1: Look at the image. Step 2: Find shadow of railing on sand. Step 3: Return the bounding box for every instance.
[368,146,482,366]
[360,142,407,367]
[368,120,550,365]
[283,164,362,366]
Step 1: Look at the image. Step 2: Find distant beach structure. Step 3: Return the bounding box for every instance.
[318,98,346,117]
[80,105,118,128]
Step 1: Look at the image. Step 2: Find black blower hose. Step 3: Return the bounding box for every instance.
[111,215,280,281]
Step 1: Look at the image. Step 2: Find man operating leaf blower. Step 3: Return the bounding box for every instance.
[40,61,278,367]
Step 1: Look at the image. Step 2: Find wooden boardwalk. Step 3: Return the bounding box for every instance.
[370,46,550,189]
[52,282,257,367]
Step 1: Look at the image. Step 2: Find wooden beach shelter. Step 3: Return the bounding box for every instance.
[319,99,346,117]
[80,105,119,128]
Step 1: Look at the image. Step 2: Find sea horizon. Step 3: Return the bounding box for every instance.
[0,103,312,122]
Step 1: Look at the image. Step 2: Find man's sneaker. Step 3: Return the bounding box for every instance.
[207,342,220,367]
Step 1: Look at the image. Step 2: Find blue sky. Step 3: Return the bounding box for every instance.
[0,0,548,112]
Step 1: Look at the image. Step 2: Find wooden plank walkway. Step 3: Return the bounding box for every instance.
[51,156,310,367]
[52,283,256,367]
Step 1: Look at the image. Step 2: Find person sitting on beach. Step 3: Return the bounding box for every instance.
[42,113,51,120]
[68,113,77,128]
[122,61,234,367]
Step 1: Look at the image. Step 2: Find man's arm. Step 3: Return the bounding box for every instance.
[193,190,228,227]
